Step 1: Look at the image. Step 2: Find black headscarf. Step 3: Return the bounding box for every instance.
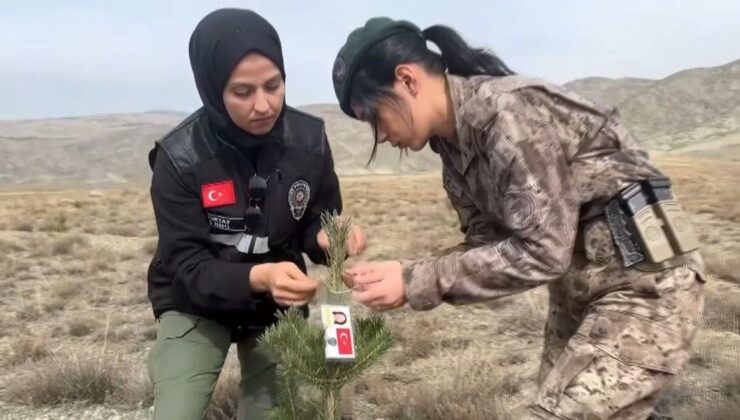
[189,8,286,148]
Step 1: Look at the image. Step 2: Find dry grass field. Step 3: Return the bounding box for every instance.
[0,156,738,419]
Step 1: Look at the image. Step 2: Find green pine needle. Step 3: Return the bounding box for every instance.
[320,210,352,298]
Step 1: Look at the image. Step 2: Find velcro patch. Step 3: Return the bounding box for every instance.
[201,180,236,208]
[207,212,246,232]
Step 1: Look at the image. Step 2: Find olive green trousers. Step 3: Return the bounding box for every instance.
[147,311,277,420]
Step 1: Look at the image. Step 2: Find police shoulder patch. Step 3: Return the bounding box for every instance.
[288,180,311,220]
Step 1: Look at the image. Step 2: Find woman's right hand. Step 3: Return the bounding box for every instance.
[250,262,319,306]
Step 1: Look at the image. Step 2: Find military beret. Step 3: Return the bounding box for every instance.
[332,17,422,119]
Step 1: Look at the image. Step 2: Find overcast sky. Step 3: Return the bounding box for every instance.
[1,0,739,119]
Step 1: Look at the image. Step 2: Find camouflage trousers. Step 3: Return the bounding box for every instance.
[525,222,705,419]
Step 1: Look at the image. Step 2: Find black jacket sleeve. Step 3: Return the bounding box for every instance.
[150,150,256,311]
[300,132,343,265]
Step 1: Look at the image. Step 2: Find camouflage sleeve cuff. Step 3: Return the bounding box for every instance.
[400,258,444,311]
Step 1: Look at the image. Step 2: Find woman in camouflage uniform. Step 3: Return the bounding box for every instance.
[334,17,705,419]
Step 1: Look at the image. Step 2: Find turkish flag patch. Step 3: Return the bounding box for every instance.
[201,180,236,208]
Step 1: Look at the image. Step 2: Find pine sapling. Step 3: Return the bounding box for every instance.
[258,211,392,420]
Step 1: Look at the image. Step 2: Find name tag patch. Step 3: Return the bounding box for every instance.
[207,212,246,232]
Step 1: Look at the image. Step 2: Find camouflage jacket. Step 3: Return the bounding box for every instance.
[402,74,671,310]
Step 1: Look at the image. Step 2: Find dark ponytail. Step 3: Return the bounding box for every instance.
[350,25,513,163]
[421,25,514,77]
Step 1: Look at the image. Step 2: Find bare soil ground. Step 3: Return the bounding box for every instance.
[0,156,738,419]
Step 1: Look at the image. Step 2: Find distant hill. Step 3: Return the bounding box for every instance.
[1,59,738,187]
[0,112,183,186]
[564,76,654,107]
[0,107,441,187]
[566,58,740,152]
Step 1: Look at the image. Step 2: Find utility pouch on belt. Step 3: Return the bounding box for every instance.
[605,177,700,267]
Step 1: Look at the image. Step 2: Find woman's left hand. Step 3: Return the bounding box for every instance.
[342,261,407,311]
[317,222,367,256]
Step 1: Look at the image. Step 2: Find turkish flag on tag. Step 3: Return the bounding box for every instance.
[201,180,236,208]
[321,305,355,361]
[336,328,354,355]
